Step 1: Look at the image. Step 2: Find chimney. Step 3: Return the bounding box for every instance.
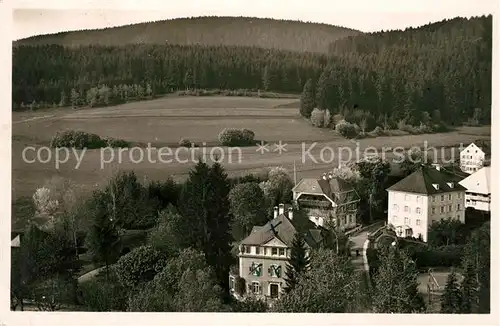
[273,206,278,219]
[278,204,285,216]
[288,207,294,220]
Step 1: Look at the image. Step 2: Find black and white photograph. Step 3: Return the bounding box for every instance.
[2,0,498,324]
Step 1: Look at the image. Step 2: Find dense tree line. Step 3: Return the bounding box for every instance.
[15,16,359,53]
[13,16,491,129]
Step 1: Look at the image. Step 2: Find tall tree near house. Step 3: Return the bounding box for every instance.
[178,160,233,296]
[315,68,330,110]
[284,232,310,293]
[299,78,315,118]
[440,271,462,313]
[459,263,479,313]
[372,247,426,313]
[228,182,267,238]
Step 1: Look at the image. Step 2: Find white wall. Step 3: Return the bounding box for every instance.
[388,189,465,242]
[464,192,491,211]
[460,144,485,174]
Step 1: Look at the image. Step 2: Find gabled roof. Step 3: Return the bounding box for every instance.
[459,166,491,195]
[240,213,321,248]
[293,176,358,203]
[387,165,467,195]
[460,142,485,155]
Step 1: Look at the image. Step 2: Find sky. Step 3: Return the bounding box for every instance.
[11,0,497,40]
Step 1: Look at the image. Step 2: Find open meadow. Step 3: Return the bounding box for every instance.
[12,95,491,229]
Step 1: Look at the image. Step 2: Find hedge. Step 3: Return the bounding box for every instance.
[50,130,130,149]
[218,128,255,146]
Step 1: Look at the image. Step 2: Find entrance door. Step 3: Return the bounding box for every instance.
[270,284,279,298]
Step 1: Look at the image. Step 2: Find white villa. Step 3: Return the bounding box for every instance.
[460,142,486,174]
[459,166,491,212]
[386,165,466,242]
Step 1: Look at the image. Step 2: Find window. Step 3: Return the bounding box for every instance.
[416,196,420,203]
[393,204,399,211]
[440,206,445,213]
[250,263,263,277]
[271,248,278,255]
[457,214,460,219]
[471,200,477,206]
[416,207,421,214]
[405,194,410,201]
[432,196,436,202]
[457,204,461,210]
[416,219,421,226]
[245,246,250,254]
[268,264,282,278]
[432,207,436,214]
[404,217,409,224]
[252,281,260,294]
[404,206,409,212]
[278,248,285,256]
[255,247,260,255]
[448,194,452,200]
[458,193,461,199]
[441,195,444,201]
[448,205,452,212]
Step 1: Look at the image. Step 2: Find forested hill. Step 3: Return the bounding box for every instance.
[12,15,491,127]
[14,16,361,53]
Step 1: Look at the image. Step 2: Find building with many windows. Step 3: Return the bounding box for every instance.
[386,165,466,242]
[459,166,491,212]
[460,142,486,174]
[292,173,360,230]
[229,204,323,301]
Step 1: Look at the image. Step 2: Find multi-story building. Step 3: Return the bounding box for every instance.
[229,204,323,301]
[386,165,466,242]
[460,142,486,174]
[459,166,491,212]
[292,173,360,230]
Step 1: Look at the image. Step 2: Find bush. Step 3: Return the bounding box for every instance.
[335,120,359,138]
[50,130,129,149]
[178,138,192,147]
[79,272,128,311]
[310,108,325,127]
[370,126,385,136]
[218,128,256,146]
[114,245,168,288]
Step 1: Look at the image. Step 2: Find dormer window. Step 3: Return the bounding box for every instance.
[432,184,439,190]
[447,182,454,188]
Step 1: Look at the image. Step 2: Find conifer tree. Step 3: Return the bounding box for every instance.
[460,263,479,313]
[299,78,315,118]
[440,271,462,313]
[284,232,310,293]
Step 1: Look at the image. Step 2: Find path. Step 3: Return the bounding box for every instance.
[77,266,106,283]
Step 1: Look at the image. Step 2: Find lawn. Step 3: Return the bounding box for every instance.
[12,96,491,229]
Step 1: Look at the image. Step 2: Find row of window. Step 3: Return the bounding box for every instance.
[242,246,286,256]
[249,262,282,278]
[431,204,461,214]
[392,216,421,226]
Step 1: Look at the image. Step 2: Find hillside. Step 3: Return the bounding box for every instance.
[14,16,361,53]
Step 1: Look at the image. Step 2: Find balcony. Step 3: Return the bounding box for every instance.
[297,199,332,209]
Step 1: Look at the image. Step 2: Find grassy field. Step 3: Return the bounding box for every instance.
[12,96,491,228]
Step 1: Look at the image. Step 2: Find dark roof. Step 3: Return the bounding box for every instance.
[293,176,359,203]
[387,165,467,195]
[240,213,321,248]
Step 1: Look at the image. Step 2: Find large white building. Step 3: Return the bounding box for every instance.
[460,143,486,174]
[459,166,491,212]
[386,165,466,242]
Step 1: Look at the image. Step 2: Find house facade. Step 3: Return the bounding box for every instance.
[386,165,466,242]
[460,143,485,174]
[292,173,360,230]
[229,204,323,301]
[459,166,491,212]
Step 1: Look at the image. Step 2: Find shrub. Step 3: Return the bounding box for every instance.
[114,245,168,288]
[50,130,129,149]
[335,120,359,138]
[218,128,256,146]
[370,126,385,136]
[179,138,192,147]
[310,108,325,127]
[79,272,128,311]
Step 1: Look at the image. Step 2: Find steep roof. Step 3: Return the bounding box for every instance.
[387,165,467,195]
[240,213,320,248]
[459,166,491,195]
[293,176,358,202]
